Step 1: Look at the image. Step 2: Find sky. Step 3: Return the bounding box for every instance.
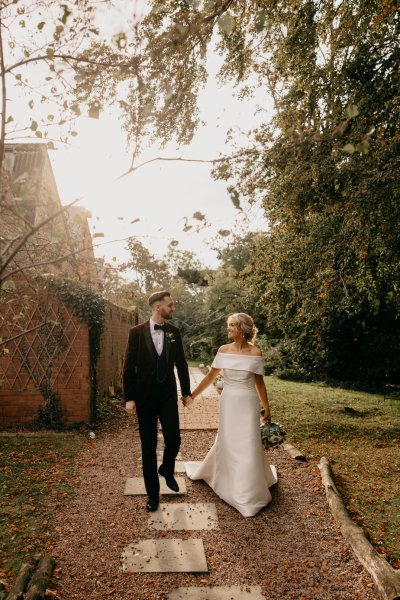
[5,1,272,271]
[49,69,269,269]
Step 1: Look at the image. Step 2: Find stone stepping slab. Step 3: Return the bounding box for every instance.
[167,585,265,600]
[124,477,186,496]
[121,539,208,573]
[169,460,185,473]
[148,503,218,531]
[166,587,264,599]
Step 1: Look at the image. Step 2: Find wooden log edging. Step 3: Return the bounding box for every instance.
[318,456,400,600]
[282,442,307,461]
[5,556,55,600]
[4,562,36,600]
[25,556,56,600]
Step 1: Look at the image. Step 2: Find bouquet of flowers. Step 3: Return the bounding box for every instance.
[260,420,286,448]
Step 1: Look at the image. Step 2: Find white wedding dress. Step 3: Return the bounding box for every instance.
[185,352,277,517]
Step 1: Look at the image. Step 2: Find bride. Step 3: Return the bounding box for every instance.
[183,313,277,517]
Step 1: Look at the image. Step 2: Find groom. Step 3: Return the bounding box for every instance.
[123,291,192,511]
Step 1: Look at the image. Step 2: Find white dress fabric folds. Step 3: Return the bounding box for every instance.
[185,352,277,517]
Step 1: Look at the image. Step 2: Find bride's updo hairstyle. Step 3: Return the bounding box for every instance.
[229,313,258,343]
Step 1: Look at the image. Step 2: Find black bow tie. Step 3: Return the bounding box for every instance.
[154,323,165,331]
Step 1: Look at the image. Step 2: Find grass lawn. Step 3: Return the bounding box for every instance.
[188,359,203,368]
[267,376,400,568]
[0,434,84,589]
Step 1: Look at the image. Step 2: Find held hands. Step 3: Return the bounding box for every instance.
[181,394,194,408]
[125,401,135,416]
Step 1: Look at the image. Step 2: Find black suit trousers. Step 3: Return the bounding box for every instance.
[136,383,181,499]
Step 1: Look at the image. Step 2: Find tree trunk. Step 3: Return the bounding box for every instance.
[24,557,55,600]
[5,563,33,600]
[318,456,400,600]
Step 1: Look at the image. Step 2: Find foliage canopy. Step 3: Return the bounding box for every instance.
[2,0,399,385]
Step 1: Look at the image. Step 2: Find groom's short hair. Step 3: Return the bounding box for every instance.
[148,290,171,307]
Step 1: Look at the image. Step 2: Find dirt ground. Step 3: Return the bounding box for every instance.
[45,422,379,600]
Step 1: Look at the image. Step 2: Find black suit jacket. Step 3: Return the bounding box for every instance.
[123,320,191,407]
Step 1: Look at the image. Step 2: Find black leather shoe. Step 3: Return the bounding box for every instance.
[146,497,159,512]
[158,465,179,492]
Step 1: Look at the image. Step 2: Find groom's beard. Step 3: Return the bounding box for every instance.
[160,308,173,320]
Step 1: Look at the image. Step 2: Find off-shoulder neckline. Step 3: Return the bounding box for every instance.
[217,351,262,359]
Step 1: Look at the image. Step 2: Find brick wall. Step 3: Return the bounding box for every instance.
[0,286,138,429]
[97,302,138,397]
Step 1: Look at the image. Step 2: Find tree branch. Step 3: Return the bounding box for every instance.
[118,149,253,180]
[0,15,7,171]
[203,0,236,24]
[0,232,149,282]
[0,321,55,346]
[0,195,83,282]
[5,53,136,74]
[0,232,22,259]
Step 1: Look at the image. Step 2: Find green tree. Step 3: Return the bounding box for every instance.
[86,0,398,386]
[122,238,168,294]
[5,1,398,385]
[186,232,259,361]
[224,1,400,385]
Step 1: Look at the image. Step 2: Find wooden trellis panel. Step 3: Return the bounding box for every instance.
[0,287,90,427]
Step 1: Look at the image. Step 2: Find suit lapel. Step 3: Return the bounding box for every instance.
[143,321,155,359]
[164,324,170,363]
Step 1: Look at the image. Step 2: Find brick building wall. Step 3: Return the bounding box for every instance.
[2,144,98,286]
[0,287,137,429]
[97,303,139,397]
[0,287,90,429]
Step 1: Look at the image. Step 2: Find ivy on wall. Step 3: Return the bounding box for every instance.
[34,276,106,428]
[47,278,105,367]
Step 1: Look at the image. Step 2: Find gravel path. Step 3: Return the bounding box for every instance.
[46,422,379,600]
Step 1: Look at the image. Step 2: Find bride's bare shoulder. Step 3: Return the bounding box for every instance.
[249,345,262,356]
[218,344,232,353]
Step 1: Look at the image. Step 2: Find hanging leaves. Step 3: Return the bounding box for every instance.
[88,102,101,119]
[113,33,127,50]
[218,13,234,34]
[227,186,242,211]
[342,143,355,154]
[60,4,72,26]
[346,104,360,119]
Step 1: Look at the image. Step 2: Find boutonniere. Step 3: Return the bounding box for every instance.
[165,331,176,342]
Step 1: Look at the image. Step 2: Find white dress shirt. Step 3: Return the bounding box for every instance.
[150,319,164,355]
